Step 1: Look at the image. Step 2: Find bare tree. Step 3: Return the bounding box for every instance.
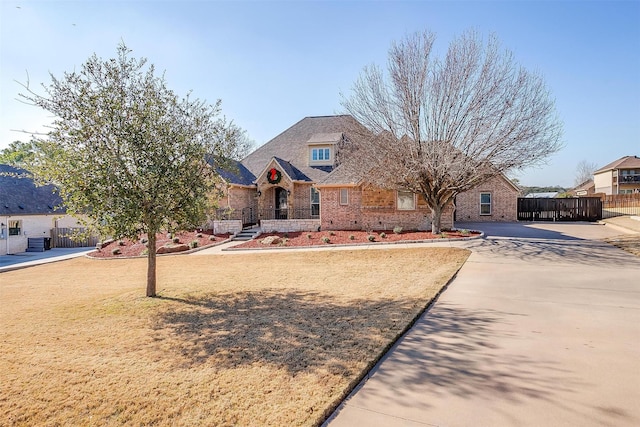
[341,30,563,233]
[574,159,598,186]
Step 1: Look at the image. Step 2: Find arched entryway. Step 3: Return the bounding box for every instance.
[275,187,288,219]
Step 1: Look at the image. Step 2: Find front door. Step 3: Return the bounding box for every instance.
[275,187,288,219]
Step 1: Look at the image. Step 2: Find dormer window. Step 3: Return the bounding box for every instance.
[312,148,330,161]
[309,145,332,165]
[307,132,342,167]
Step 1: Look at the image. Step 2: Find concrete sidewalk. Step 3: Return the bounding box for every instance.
[326,222,640,426]
[0,247,94,273]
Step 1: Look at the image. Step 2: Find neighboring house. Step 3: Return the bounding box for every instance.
[570,180,596,197]
[593,155,640,195]
[216,115,520,232]
[0,164,81,255]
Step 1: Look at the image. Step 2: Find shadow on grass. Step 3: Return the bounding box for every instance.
[154,290,420,376]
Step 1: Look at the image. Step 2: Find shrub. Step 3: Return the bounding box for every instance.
[196,232,203,238]
[306,233,312,239]
[322,236,330,244]
[283,232,289,238]
[209,235,216,241]
[380,232,387,238]
[367,235,375,242]
[141,248,148,255]
[95,243,102,251]
[393,226,403,234]
[172,237,180,243]
[189,240,198,249]
[460,229,470,236]
[329,231,336,236]
[140,237,148,244]
[440,232,448,239]
[118,240,125,246]
[111,248,121,255]
[349,234,355,240]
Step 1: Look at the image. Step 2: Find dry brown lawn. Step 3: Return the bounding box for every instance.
[1,247,469,426]
[605,234,640,257]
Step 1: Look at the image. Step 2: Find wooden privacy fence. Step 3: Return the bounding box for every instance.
[51,227,99,248]
[601,194,640,218]
[517,197,602,222]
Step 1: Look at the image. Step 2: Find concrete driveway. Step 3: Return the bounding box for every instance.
[326,222,640,426]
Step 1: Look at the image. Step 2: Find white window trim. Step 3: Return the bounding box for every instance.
[309,146,333,165]
[397,190,416,211]
[8,219,22,236]
[339,188,349,205]
[310,187,320,216]
[480,192,492,215]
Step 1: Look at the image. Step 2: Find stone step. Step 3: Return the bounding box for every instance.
[232,229,261,241]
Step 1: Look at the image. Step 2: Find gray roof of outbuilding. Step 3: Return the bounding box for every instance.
[241,115,366,183]
[0,164,66,215]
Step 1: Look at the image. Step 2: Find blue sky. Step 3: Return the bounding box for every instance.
[1,0,639,187]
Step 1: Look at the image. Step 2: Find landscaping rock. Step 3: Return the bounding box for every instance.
[261,236,282,245]
[156,243,190,254]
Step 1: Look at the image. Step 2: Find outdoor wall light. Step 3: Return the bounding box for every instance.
[287,190,291,196]
[257,190,262,197]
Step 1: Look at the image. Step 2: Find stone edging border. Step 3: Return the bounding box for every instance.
[84,238,235,260]
[222,230,484,252]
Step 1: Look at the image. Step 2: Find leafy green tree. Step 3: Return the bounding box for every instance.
[20,43,242,297]
[0,140,36,166]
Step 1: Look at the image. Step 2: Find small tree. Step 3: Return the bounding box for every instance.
[341,30,563,233]
[20,43,242,296]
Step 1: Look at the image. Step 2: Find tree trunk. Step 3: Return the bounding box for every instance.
[431,205,443,234]
[146,232,157,297]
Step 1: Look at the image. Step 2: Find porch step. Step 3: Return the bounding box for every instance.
[233,228,261,241]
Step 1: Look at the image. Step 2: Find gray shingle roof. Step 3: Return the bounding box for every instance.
[213,158,257,186]
[0,164,66,215]
[241,115,366,183]
[273,157,310,181]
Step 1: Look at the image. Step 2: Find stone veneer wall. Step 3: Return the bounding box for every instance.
[209,220,243,235]
[260,219,321,233]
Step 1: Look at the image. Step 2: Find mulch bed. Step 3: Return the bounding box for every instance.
[234,229,480,249]
[88,230,231,258]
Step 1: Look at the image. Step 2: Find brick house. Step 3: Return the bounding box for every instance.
[216,115,519,232]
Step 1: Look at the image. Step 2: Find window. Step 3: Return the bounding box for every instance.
[397,190,415,210]
[339,188,349,205]
[310,147,331,162]
[480,193,492,215]
[9,220,21,236]
[310,187,320,217]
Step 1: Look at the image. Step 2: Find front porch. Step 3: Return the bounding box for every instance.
[213,207,321,233]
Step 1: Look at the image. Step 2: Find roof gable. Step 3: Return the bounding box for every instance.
[241,115,366,183]
[0,164,66,215]
[595,155,640,174]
